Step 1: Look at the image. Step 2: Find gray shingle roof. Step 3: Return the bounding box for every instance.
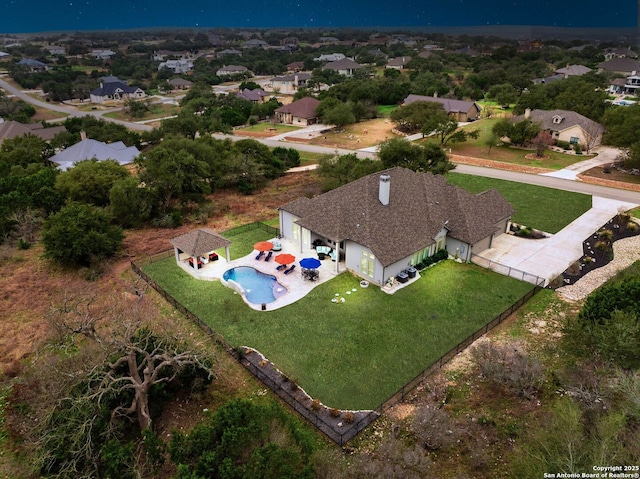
[280,167,513,267]
[403,94,480,115]
[49,138,140,171]
[90,81,142,97]
[598,57,640,73]
[322,58,363,70]
[512,109,604,136]
[169,228,231,257]
[274,97,320,119]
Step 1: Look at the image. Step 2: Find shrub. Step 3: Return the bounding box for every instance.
[574,144,583,154]
[342,411,355,424]
[329,408,340,418]
[310,399,321,411]
[628,222,638,232]
[556,140,571,150]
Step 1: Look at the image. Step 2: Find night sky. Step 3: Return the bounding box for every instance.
[0,0,637,33]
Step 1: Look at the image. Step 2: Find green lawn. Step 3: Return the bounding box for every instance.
[377,105,398,116]
[143,255,534,410]
[448,118,595,170]
[240,123,301,134]
[446,173,592,234]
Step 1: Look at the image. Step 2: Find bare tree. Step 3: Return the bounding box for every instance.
[530,130,553,158]
[581,122,604,154]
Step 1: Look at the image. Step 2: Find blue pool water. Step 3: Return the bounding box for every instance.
[223,266,287,305]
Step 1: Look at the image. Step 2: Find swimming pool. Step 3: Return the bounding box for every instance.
[222,266,287,305]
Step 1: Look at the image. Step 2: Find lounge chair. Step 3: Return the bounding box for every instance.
[276,264,287,271]
[284,265,296,275]
[255,251,265,260]
[264,251,273,261]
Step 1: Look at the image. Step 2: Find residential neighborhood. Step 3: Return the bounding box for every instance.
[0,24,639,479]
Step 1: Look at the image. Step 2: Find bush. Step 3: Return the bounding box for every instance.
[556,140,571,150]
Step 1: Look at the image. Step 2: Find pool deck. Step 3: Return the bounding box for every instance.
[176,237,346,311]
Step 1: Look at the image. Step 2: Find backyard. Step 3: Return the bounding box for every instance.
[142,253,534,410]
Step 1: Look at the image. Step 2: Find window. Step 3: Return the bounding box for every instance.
[361,251,375,278]
[570,136,579,145]
[292,224,300,241]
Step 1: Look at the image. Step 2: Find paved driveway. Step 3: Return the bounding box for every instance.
[473,197,638,285]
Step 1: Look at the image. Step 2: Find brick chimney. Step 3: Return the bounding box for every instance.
[379,174,390,206]
[80,130,87,141]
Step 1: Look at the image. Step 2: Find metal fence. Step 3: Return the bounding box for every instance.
[130,224,543,446]
[222,221,280,238]
[471,253,546,286]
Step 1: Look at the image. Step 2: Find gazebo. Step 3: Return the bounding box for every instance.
[169,228,232,270]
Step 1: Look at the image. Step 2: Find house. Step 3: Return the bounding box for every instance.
[152,50,192,61]
[0,121,66,146]
[274,97,320,125]
[286,61,304,72]
[386,56,411,70]
[278,167,514,286]
[45,46,66,56]
[216,48,242,59]
[609,74,640,95]
[268,73,311,94]
[314,53,345,62]
[555,64,592,77]
[48,137,141,171]
[604,46,638,60]
[167,78,193,91]
[322,58,363,77]
[532,74,565,85]
[236,88,269,103]
[242,39,269,49]
[512,108,605,150]
[170,228,231,271]
[216,65,250,76]
[17,58,49,71]
[158,58,194,74]
[91,49,116,60]
[402,94,481,122]
[90,81,146,104]
[598,58,640,75]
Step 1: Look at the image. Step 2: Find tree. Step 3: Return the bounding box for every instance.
[109,176,155,227]
[124,98,151,118]
[317,153,384,191]
[55,159,130,207]
[390,101,443,133]
[320,101,356,128]
[487,83,518,107]
[378,138,455,174]
[602,104,640,149]
[530,130,554,157]
[41,202,124,267]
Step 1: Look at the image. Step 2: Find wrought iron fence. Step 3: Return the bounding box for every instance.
[471,253,546,286]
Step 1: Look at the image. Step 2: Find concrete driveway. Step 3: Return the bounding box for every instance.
[473,196,638,285]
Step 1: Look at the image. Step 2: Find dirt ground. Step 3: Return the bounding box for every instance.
[0,171,320,378]
[307,118,396,149]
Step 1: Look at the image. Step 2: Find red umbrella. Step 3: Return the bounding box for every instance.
[254,241,274,252]
[275,253,295,265]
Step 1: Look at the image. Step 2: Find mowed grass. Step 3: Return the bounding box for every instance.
[240,123,301,134]
[446,172,592,234]
[449,118,594,170]
[143,255,534,410]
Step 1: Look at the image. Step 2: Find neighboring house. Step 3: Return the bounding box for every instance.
[152,50,192,61]
[92,49,116,60]
[609,74,640,95]
[322,58,363,77]
[216,48,242,58]
[386,56,411,70]
[0,121,66,146]
[268,73,311,94]
[402,94,481,122]
[0,51,10,58]
[554,64,592,77]
[512,108,605,150]
[456,46,480,57]
[532,73,564,85]
[274,97,320,125]
[236,88,269,103]
[89,81,146,104]
[216,65,250,76]
[314,53,345,62]
[17,58,49,71]
[597,58,640,75]
[278,167,514,286]
[417,50,433,59]
[286,61,304,72]
[242,39,269,49]
[167,78,193,90]
[100,75,124,84]
[604,47,638,60]
[158,58,194,74]
[48,138,141,171]
[45,46,66,56]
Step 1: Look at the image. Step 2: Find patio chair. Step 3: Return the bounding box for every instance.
[276,264,287,271]
[264,251,273,262]
[284,264,296,275]
[255,251,265,260]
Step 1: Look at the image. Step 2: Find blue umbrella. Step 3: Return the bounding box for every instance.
[299,257,321,269]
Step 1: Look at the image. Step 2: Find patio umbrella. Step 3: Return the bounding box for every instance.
[275,253,295,265]
[253,241,274,252]
[299,257,321,269]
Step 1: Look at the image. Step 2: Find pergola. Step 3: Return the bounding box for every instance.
[169,228,232,269]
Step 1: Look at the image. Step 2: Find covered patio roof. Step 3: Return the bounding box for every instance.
[169,228,231,257]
